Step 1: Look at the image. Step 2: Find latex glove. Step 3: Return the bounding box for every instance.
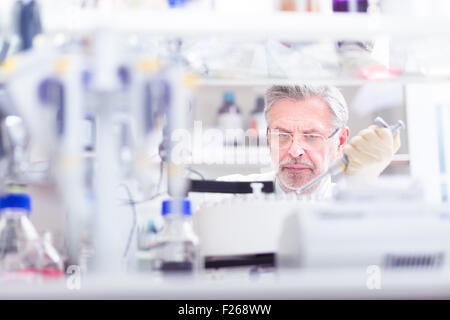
[343,125,401,177]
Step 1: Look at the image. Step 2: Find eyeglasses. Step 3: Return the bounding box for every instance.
[268,127,340,150]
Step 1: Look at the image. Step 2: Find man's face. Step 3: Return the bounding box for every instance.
[267,96,349,194]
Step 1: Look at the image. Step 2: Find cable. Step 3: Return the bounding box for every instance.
[119,183,137,260]
[157,160,164,193]
[118,191,166,207]
[187,167,205,180]
[117,165,203,257]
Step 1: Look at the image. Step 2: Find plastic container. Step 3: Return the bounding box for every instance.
[217,92,244,146]
[149,198,199,274]
[40,232,64,280]
[0,193,43,284]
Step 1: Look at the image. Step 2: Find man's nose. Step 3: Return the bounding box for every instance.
[288,140,306,158]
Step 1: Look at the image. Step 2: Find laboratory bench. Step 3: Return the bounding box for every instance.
[1,268,450,299]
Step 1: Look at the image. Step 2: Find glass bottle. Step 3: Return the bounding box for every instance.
[149,198,200,274]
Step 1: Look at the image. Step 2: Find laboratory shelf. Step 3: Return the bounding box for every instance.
[196,76,450,87]
[42,10,450,41]
[81,149,409,166]
[6,8,450,86]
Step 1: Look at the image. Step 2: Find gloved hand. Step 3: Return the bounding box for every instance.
[343,125,401,177]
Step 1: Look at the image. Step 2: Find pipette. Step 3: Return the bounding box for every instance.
[282,117,405,195]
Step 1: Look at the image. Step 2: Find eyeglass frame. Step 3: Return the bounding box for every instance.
[266,127,341,150]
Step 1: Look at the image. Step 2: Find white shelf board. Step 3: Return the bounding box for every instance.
[83,149,408,166]
[195,76,450,87]
[189,153,409,167]
[42,10,450,41]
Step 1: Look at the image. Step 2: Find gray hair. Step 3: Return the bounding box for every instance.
[264,85,348,128]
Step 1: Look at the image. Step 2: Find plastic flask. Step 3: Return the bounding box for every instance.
[40,232,64,281]
[0,193,43,284]
[150,198,199,274]
[217,92,243,146]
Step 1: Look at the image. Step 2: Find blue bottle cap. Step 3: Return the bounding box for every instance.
[223,92,235,103]
[162,198,191,216]
[168,0,187,8]
[0,193,31,213]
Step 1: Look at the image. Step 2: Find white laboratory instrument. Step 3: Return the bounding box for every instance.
[278,202,450,270]
[194,177,450,271]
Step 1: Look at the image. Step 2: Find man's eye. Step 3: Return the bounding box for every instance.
[279,133,291,138]
[304,134,321,140]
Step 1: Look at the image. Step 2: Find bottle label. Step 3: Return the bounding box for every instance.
[218,113,243,131]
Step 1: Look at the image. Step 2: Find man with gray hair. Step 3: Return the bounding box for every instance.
[220,84,400,199]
